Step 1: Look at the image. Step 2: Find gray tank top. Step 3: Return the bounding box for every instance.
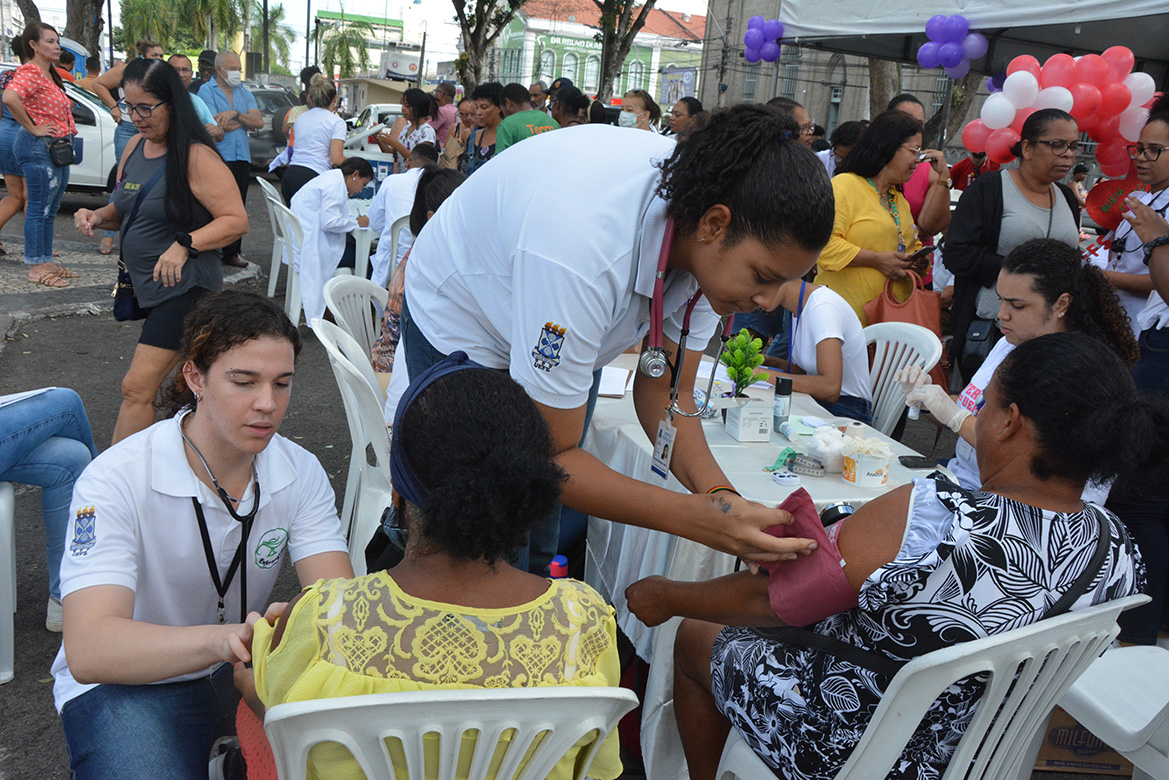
[111,142,222,307]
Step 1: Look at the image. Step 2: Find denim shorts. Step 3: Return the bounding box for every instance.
[0,115,18,176]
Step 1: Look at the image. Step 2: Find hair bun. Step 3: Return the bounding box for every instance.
[310,73,325,87]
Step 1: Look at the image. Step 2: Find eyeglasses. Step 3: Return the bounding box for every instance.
[1127,144,1166,162]
[117,100,168,119]
[798,121,816,136]
[1032,139,1081,156]
[902,144,923,155]
[173,66,193,74]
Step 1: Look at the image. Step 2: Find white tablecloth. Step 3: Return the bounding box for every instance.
[581,369,936,780]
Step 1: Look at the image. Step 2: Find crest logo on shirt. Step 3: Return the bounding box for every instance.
[532,322,567,372]
[255,528,288,569]
[71,506,96,556]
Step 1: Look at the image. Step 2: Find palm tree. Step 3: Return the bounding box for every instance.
[120,0,176,49]
[249,2,297,69]
[319,17,375,79]
[174,0,241,48]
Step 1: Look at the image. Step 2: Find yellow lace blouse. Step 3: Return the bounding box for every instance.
[252,571,623,780]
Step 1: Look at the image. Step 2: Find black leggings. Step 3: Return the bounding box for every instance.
[281,165,319,204]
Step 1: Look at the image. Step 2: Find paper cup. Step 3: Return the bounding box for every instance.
[842,453,889,487]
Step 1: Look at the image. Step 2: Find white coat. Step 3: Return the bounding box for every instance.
[289,169,358,326]
[367,168,422,287]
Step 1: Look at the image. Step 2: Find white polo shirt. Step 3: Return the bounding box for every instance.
[789,286,872,403]
[405,125,720,409]
[51,413,348,712]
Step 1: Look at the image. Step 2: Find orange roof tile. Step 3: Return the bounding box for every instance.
[521,0,705,41]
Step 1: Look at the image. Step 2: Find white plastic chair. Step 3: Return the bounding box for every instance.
[256,177,286,298]
[265,687,639,780]
[1060,644,1169,780]
[323,275,389,377]
[0,482,14,684]
[384,213,412,284]
[715,594,1149,780]
[313,318,392,576]
[863,322,943,436]
[271,201,305,327]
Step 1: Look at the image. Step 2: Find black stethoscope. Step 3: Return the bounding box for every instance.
[180,419,261,625]
[637,218,734,419]
[1114,189,1169,259]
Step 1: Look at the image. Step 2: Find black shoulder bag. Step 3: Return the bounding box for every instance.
[751,507,1113,678]
[112,164,166,321]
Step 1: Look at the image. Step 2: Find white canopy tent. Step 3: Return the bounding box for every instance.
[778,0,1169,85]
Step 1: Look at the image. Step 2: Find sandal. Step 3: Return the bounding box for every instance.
[28,269,69,288]
[0,241,7,255]
[98,241,112,255]
[51,264,79,278]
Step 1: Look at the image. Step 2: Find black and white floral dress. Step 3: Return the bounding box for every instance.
[711,475,1145,780]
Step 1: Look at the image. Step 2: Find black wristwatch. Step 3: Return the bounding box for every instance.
[175,231,199,259]
[1143,235,1169,265]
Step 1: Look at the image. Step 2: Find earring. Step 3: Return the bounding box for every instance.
[697,237,706,243]
[1058,312,1065,318]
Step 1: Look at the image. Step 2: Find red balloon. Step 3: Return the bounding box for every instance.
[1101,45,1135,83]
[1099,82,1132,116]
[1041,54,1076,89]
[1077,112,1099,132]
[1073,54,1111,88]
[986,127,1020,165]
[1007,55,1041,80]
[1089,114,1121,143]
[961,119,993,153]
[1096,136,1130,166]
[1009,107,1036,135]
[1069,83,1102,120]
[1099,159,1134,179]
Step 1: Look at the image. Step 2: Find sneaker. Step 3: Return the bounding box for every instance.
[46,597,63,632]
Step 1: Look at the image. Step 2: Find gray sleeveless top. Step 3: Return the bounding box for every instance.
[111,142,222,308]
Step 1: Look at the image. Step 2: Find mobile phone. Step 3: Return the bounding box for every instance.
[916,152,931,163]
[898,455,939,469]
[905,245,938,264]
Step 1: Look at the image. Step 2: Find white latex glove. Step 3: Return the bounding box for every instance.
[906,384,971,433]
[895,365,931,400]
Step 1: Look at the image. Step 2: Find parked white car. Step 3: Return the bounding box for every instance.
[0,63,119,191]
[344,103,403,153]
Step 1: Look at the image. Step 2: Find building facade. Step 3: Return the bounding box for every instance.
[491,0,704,106]
[315,9,405,77]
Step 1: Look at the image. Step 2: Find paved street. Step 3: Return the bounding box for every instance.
[0,178,1106,780]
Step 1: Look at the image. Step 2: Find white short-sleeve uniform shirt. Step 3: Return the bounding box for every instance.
[404,125,721,410]
[789,285,872,402]
[50,413,348,712]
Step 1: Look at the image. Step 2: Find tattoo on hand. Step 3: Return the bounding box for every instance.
[716,497,732,514]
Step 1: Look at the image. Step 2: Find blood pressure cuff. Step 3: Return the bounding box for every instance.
[761,488,859,627]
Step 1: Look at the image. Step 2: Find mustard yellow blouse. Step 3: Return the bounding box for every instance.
[815,172,921,324]
[253,571,622,780]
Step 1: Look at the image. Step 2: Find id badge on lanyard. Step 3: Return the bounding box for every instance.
[650,418,676,480]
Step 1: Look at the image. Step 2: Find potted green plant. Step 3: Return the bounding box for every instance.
[720,328,773,441]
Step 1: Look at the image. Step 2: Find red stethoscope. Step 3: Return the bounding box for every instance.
[637,218,734,419]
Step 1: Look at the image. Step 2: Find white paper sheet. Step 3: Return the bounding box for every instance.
[597,367,632,398]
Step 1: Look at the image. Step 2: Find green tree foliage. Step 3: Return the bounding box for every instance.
[319,17,376,79]
[452,0,527,92]
[119,0,176,50]
[249,2,297,68]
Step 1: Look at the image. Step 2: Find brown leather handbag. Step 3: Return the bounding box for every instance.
[863,270,947,387]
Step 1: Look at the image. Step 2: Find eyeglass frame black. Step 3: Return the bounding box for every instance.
[1127,144,1166,162]
[116,100,169,119]
[1031,139,1081,156]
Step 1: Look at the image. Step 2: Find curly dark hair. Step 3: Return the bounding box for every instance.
[835,110,922,179]
[470,81,502,106]
[157,291,301,416]
[397,369,567,565]
[1002,239,1139,367]
[655,103,834,251]
[995,332,1169,487]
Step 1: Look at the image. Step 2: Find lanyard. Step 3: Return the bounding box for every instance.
[786,280,807,371]
[1115,189,1169,259]
[191,478,259,624]
[865,178,906,251]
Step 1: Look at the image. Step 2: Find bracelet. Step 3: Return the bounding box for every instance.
[706,485,740,496]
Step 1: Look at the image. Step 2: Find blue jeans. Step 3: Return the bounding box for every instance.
[104,121,137,242]
[0,388,96,600]
[61,662,238,780]
[1109,326,1169,644]
[816,394,873,425]
[14,128,69,264]
[733,309,791,360]
[401,296,602,575]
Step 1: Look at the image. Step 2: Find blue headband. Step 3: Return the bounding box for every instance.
[390,351,488,508]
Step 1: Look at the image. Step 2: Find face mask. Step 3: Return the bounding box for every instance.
[618,111,639,128]
[225,70,242,87]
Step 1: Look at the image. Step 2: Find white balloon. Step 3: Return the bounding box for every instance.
[1124,72,1156,111]
[1001,71,1040,109]
[1034,86,1074,113]
[1120,106,1150,143]
[981,92,1018,130]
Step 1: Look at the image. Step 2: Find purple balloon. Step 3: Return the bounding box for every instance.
[744,47,762,63]
[986,76,999,92]
[743,28,764,49]
[924,14,947,41]
[760,41,781,62]
[763,18,784,41]
[942,14,969,43]
[939,42,964,69]
[747,15,765,30]
[945,60,971,79]
[961,31,988,60]
[917,42,941,70]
